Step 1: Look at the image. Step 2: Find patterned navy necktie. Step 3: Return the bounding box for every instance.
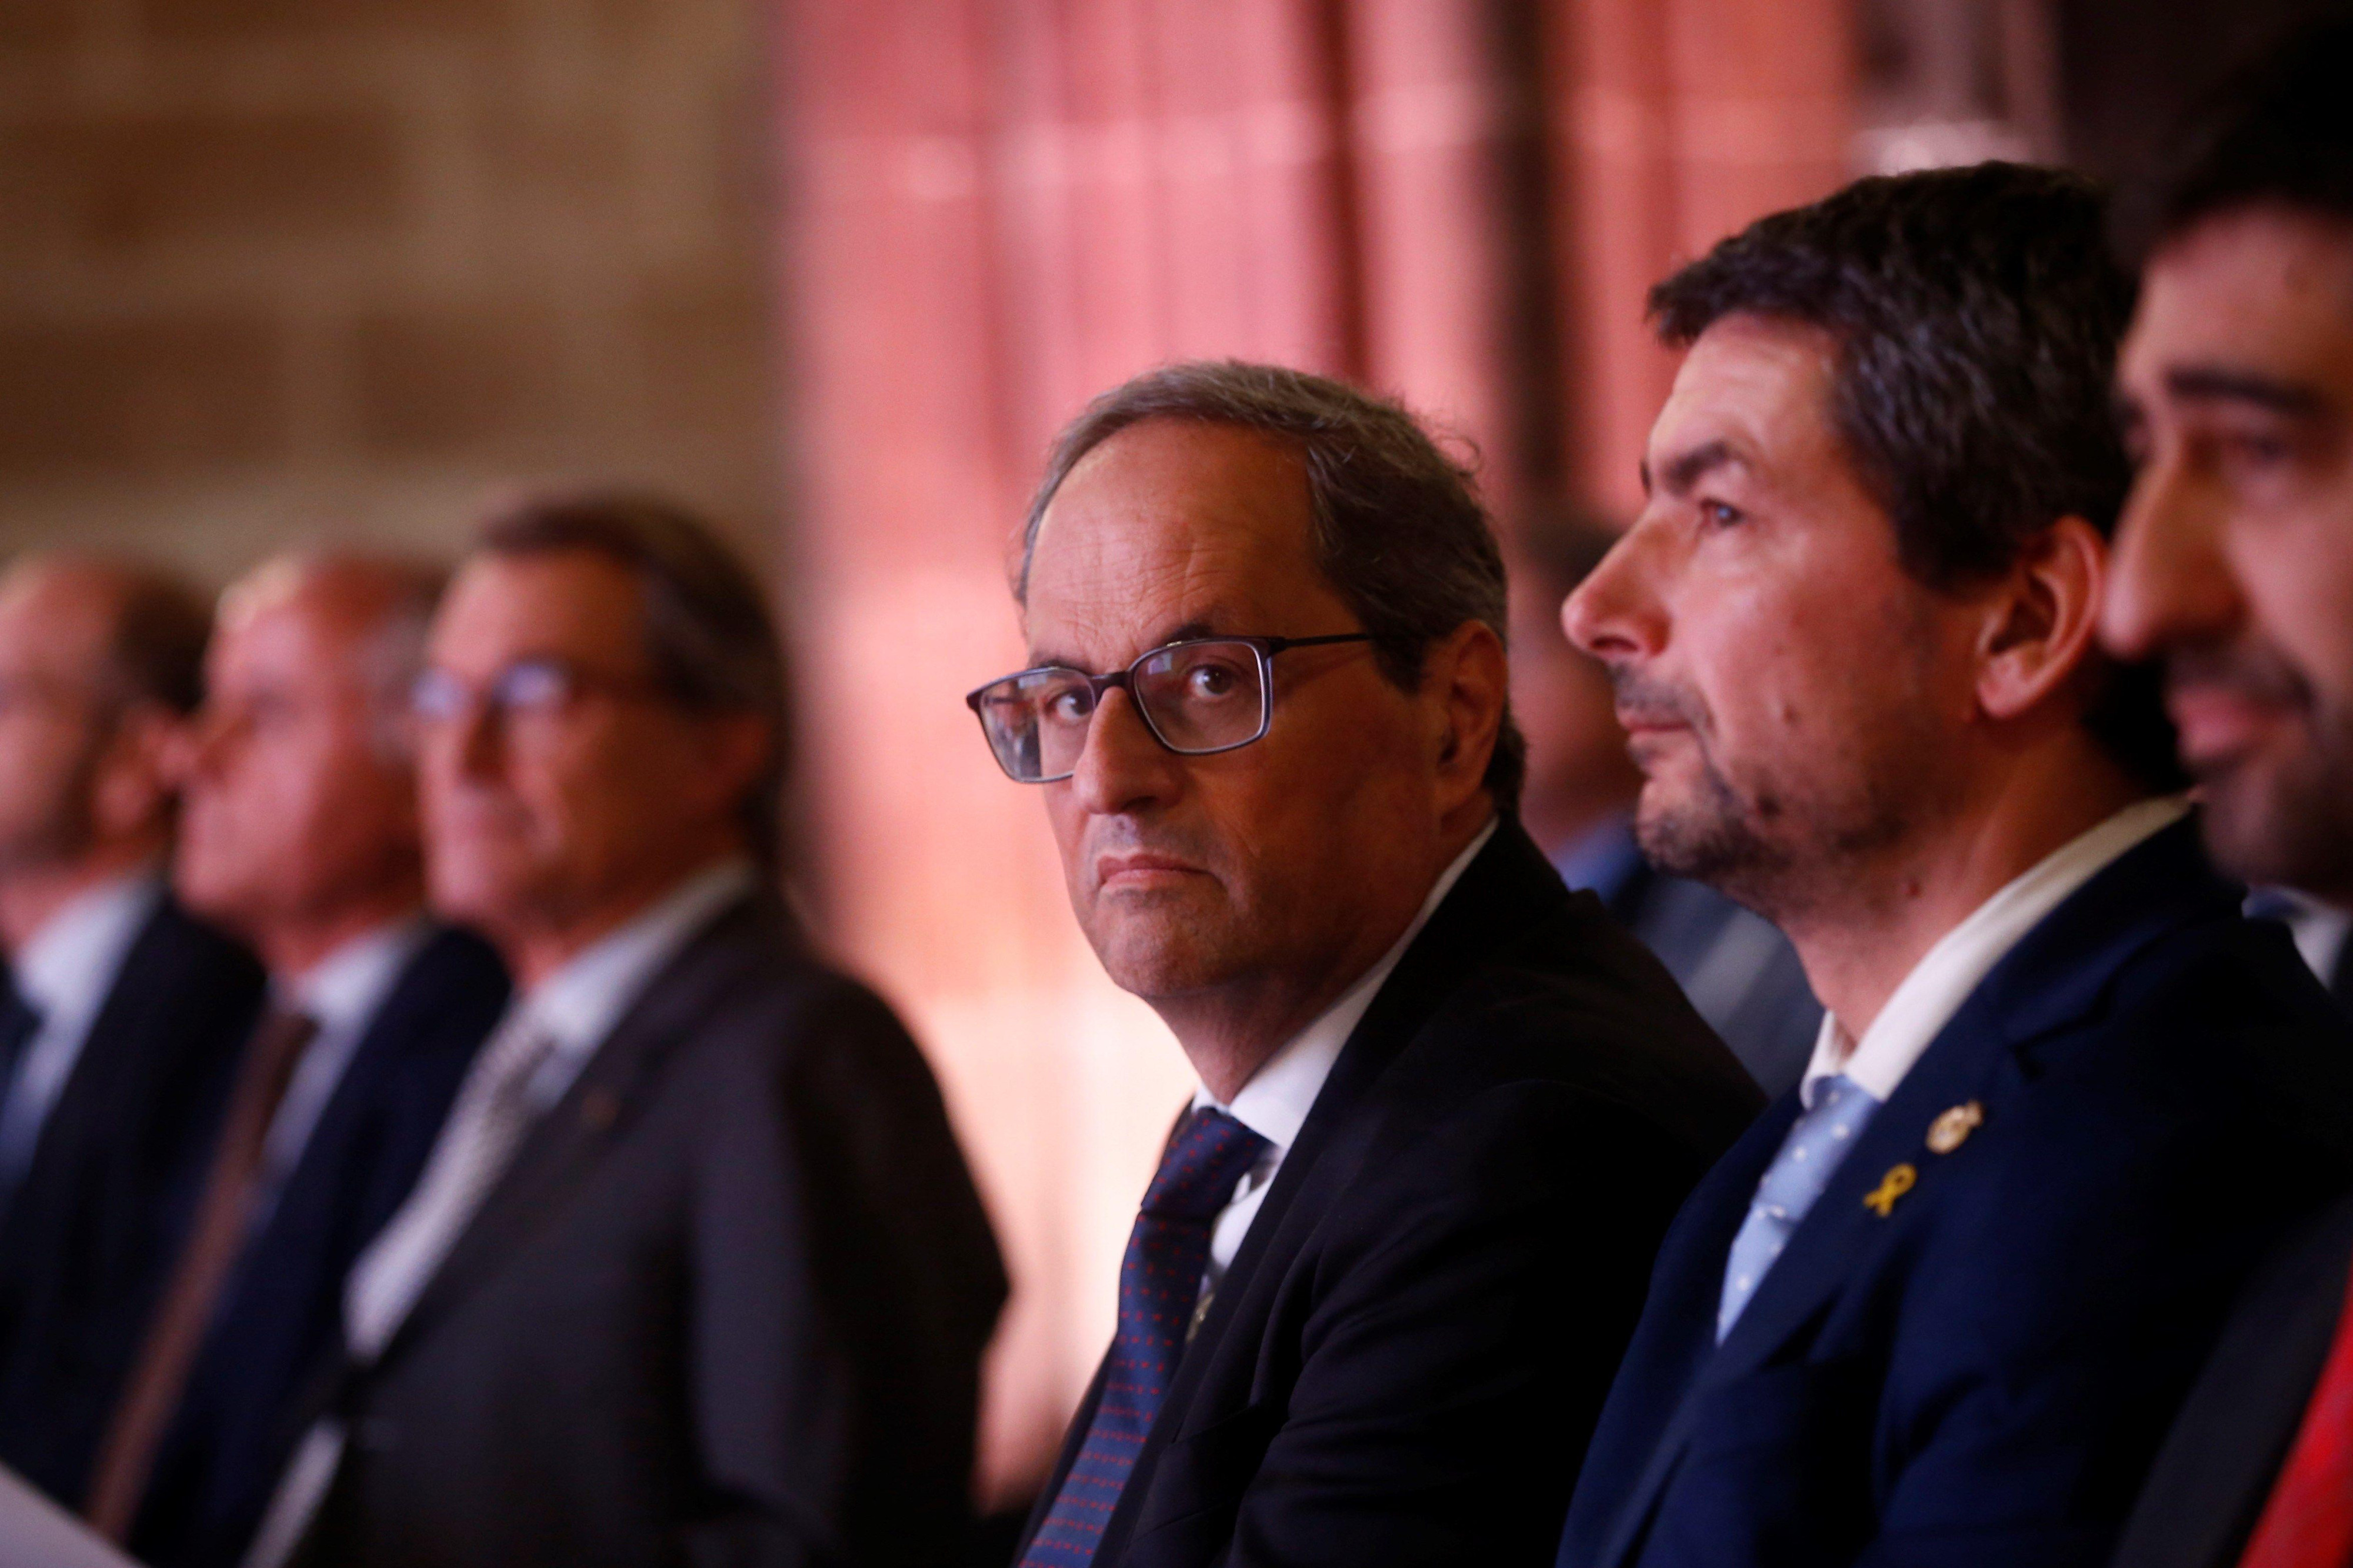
[1022,1106,1271,1568]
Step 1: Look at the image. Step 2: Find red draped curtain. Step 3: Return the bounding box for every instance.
[772,0,1852,1501]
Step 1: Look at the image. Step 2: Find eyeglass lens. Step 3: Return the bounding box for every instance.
[976,640,1269,781]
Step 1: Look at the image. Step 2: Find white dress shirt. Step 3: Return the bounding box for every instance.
[2263,890,2352,992]
[1799,795,2191,1110]
[247,916,433,1229]
[1189,818,1498,1300]
[0,868,166,1186]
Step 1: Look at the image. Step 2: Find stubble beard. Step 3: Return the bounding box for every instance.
[2198,696,2353,905]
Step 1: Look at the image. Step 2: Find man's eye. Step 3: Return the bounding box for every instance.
[1187,663,1237,697]
[2220,432,2295,473]
[1698,499,1743,529]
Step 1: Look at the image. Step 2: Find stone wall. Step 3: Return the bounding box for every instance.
[0,0,775,582]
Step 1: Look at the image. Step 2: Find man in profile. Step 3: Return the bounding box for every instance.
[82,556,508,1568]
[1512,504,1819,1096]
[248,494,1005,1568]
[2099,20,2353,1566]
[973,361,1762,1568]
[1555,164,2353,1568]
[0,556,264,1507]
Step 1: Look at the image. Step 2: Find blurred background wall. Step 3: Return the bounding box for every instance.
[0,0,2337,1510]
[0,0,776,571]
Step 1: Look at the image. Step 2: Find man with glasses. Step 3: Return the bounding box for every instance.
[92,555,507,1568]
[974,361,1762,1568]
[246,493,1006,1568]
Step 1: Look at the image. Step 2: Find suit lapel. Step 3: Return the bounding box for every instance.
[371,897,771,1370]
[1597,819,2239,1567]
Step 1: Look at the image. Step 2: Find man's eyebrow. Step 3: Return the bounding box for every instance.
[1025,618,1224,672]
[1656,440,1741,498]
[2165,366,2329,416]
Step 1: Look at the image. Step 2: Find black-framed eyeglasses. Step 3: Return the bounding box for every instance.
[410,657,659,732]
[964,633,1375,783]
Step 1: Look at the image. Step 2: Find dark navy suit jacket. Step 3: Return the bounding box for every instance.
[1558,818,2353,1568]
[0,896,265,1507]
[130,923,508,1568]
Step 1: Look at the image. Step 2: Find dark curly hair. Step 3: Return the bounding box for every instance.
[1649,161,2182,791]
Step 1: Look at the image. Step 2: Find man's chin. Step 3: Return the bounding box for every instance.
[1081,913,1236,1003]
[2195,755,2353,899]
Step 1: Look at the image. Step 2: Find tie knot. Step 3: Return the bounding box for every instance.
[1142,1106,1269,1223]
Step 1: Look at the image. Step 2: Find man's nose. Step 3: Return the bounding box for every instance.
[161,715,211,789]
[2101,452,2245,662]
[1563,522,1665,665]
[1067,686,1181,816]
[428,696,506,784]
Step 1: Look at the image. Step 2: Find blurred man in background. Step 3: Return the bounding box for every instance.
[79,556,509,1567]
[249,494,1005,1568]
[976,362,1760,1568]
[2100,19,2353,1566]
[0,556,266,1507]
[1557,163,2353,1568]
[1512,505,1820,1096]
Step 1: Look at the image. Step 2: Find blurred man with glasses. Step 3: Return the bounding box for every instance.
[246,493,1005,1568]
[973,361,1761,1568]
[88,555,507,1568]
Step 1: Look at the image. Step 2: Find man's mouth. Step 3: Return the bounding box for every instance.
[2167,680,2302,771]
[1095,852,1207,890]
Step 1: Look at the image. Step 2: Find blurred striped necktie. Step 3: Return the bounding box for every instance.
[1021,1106,1268,1568]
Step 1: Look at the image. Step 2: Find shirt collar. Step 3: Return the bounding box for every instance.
[286,915,432,1037]
[1801,794,2191,1108]
[1195,816,1498,1152]
[13,866,165,1028]
[522,858,760,1061]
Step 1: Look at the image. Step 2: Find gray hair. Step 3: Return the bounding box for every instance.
[475,490,790,870]
[1017,360,1525,810]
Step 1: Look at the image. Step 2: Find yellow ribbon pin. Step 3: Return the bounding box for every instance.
[1863,1163,1917,1217]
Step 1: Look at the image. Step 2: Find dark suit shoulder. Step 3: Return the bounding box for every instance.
[2012,902,2353,1173]
[1367,886,1767,1170]
[2115,1189,2353,1568]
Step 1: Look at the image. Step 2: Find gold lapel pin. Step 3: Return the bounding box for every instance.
[1863,1163,1917,1217]
[1926,1100,1984,1156]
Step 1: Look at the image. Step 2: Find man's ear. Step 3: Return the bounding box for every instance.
[1977,516,2108,723]
[1427,619,1508,815]
[89,701,185,842]
[692,710,777,820]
